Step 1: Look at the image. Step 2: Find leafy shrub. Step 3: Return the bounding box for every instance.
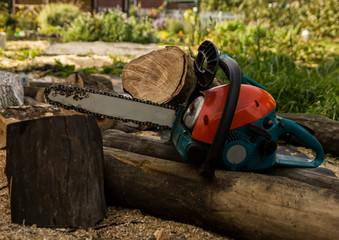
[128,16,155,43]
[235,0,338,38]
[0,3,17,33]
[100,10,131,42]
[38,3,81,33]
[16,12,38,31]
[202,0,338,38]
[62,13,100,42]
[166,19,185,34]
[100,10,155,43]
[63,9,155,43]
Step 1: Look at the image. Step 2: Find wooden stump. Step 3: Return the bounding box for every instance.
[122,46,197,106]
[5,112,106,228]
[0,105,75,149]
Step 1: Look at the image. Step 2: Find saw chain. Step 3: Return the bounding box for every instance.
[44,84,178,130]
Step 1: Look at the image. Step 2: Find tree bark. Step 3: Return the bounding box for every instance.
[4,113,106,228]
[103,129,181,161]
[122,46,197,106]
[278,113,339,156]
[103,146,339,240]
[102,129,338,190]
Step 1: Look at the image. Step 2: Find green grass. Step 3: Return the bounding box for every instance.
[0,47,41,61]
[215,51,338,120]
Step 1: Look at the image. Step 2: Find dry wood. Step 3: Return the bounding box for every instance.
[103,146,339,240]
[5,114,106,228]
[0,104,76,149]
[103,129,181,161]
[278,113,339,156]
[122,46,196,106]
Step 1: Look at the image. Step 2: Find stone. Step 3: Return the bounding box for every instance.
[0,71,24,108]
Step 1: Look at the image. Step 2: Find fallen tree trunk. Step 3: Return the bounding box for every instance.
[278,113,339,156]
[103,146,339,240]
[102,129,338,190]
[102,129,180,161]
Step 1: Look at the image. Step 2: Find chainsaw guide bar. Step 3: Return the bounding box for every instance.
[44,85,178,130]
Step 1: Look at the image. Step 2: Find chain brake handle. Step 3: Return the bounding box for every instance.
[199,54,242,178]
[276,118,324,167]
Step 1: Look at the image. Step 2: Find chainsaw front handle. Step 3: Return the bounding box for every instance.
[199,54,242,178]
[276,118,324,167]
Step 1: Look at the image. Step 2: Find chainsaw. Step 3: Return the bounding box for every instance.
[45,40,324,178]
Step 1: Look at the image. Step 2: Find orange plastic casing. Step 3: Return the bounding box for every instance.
[192,84,276,144]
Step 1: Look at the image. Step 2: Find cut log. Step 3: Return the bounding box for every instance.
[103,146,339,240]
[5,113,106,227]
[122,46,197,106]
[278,113,339,156]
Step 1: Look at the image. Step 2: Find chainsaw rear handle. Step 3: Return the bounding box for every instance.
[199,54,242,178]
[276,118,324,167]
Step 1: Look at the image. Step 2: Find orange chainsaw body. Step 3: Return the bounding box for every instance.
[192,84,276,144]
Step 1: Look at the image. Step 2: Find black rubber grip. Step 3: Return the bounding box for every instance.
[199,54,242,178]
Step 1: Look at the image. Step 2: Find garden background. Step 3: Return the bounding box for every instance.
[0,0,338,120]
